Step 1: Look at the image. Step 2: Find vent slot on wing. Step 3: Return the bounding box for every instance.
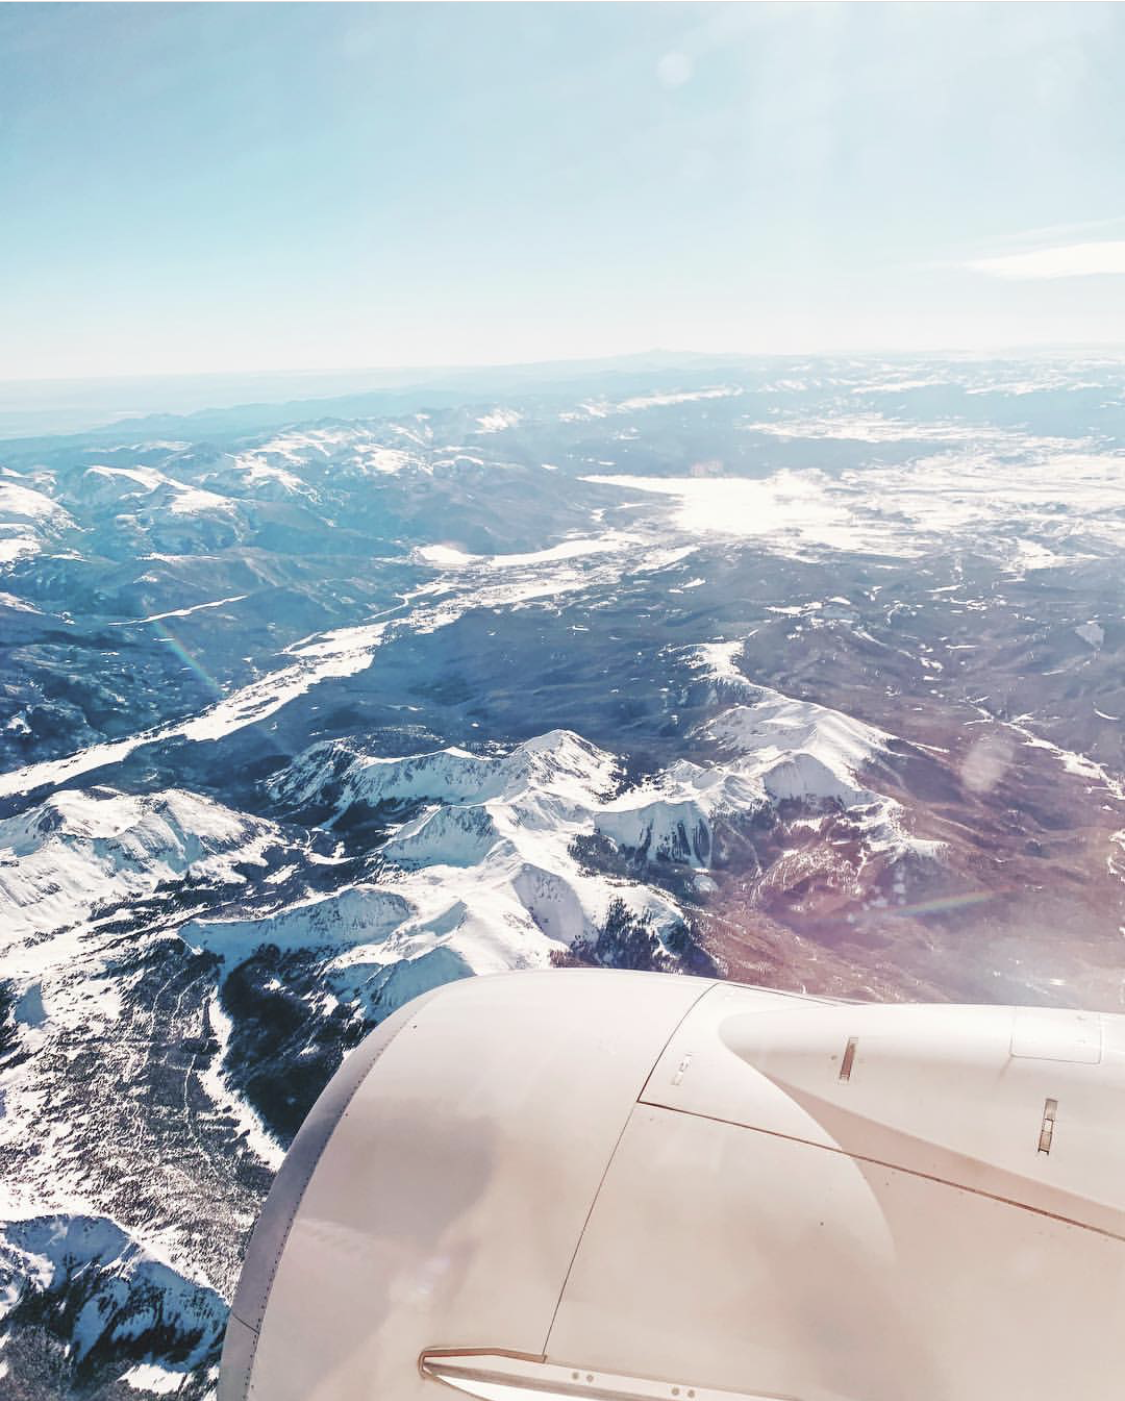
[1038,1097,1058,1155]
[838,1036,858,1082]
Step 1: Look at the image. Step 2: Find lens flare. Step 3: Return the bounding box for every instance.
[151,620,223,696]
[891,889,999,918]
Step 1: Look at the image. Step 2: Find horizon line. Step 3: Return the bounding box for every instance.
[7,340,1125,390]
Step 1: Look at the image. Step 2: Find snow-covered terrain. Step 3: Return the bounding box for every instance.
[3,354,1125,1396]
[0,789,288,945]
[587,438,1125,564]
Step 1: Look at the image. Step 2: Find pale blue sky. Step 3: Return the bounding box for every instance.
[5,2,1125,380]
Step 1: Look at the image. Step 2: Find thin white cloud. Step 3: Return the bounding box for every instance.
[980,215,1125,248]
[968,240,1125,280]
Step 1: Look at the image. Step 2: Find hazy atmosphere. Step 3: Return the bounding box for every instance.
[6,2,1125,381]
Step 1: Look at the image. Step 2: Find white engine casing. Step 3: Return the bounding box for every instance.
[219,968,1125,1401]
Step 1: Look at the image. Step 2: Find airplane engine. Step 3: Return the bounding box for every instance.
[219,968,1125,1401]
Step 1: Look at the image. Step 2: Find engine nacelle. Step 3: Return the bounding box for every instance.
[219,969,1125,1401]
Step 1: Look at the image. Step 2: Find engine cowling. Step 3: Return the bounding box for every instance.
[219,968,1125,1401]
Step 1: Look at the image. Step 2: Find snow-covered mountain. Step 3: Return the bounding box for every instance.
[3,355,1125,1396]
[0,788,294,941]
[204,728,695,986]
